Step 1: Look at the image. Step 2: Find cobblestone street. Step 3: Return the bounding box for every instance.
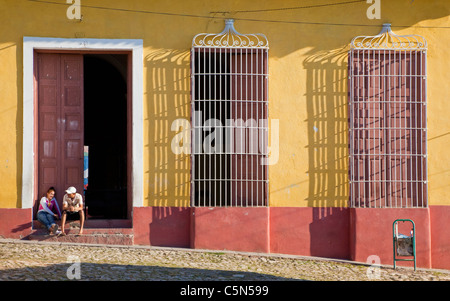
[1,239,449,283]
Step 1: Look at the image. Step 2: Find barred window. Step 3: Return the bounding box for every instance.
[190,20,269,207]
[349,24,427,208]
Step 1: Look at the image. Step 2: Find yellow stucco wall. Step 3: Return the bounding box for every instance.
[0,0,449,208]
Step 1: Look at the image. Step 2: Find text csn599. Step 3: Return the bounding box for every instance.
[180,285,269,297]
[224,285,269,296]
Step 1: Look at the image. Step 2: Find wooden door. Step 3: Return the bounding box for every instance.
[37,53,84,209]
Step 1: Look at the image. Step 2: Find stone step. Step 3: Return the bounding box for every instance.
[29,219,134,245]
[32,219,132,229]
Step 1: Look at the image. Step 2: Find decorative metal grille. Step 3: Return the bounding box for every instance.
[191,19,269,207]
[348,24,427,208]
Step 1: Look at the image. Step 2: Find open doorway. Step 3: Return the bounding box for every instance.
[83,54,128,219]
[25,38,143,224]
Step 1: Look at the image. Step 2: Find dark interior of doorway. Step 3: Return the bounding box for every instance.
[83,54,128,219]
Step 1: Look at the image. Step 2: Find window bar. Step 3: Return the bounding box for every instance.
[351,49,355,208]
[362,50,366,207]
[348,50,351,208]
[397,48,401,208]
[351,50,355,208]
[349,24,427,208]
[191,48,195,207]
[383,48,388,208]
[415,50,419,207]
[368,49,372,208]
[244,47,247,206]
[412,50,416,207]
[241,47,244,207]
[391,49,396,207]
[367,49,371,207]
[256,48,260,206]
[225,49,228,207]
[378,48,382,208]
[392,49,397,208]
[404,49,408,207]
[262,49,273,206]
[400,49,403,208]
[410,49,414,208]
[191,19,268,207]
[406,50,410,207]
[260,50,263,206]
[262,48,266,206]
[419,50,422,207]
[216,48,222,207]
[217,48,221,207]
[234,48,238,207]
[420,50,425,208]
[374,48,378,207]
[397,49,402,207]
[387,49,392,208]
[375,49,378,208]
[371,49,375,208]
[358,50,362,207]
[245,48,252,207]
[377,49,381,208]
[372,48,376,207]
[196,48,200,207]
[204,47,208,207]
[250,48,254,207]
[416,51,420,207]
[405,50,408,207]
[352,54,356,208]
[423,49,428,207]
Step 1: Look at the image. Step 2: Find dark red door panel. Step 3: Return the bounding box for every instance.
[37,53,84,209]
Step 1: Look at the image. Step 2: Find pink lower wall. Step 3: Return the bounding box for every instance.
[430,206,450,269]
[0,208,32,239]
[132,206,191,247]
[190,206,450,270]
[1,205,450,270]
[191,207,270,253]
[270,207,350,259]
[350,208,432,269]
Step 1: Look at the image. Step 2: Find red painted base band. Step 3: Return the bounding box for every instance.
[270,207,350,259]
[191,207,270,253]
[132,206,191,247]
[0,208,32,239]
[1,206,450,270]
[350,207,431,269]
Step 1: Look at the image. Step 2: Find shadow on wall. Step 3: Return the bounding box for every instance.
[304,47,349,208]
[149,206,190,247]
[304,48,351,259]
[145,49,191,207]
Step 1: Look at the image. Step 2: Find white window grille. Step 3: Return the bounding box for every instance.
[349,24,427,208]
[191,19,269,207]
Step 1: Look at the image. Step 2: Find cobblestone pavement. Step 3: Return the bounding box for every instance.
[0,239,449,282]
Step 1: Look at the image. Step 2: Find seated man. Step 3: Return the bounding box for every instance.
[61,186,85,235]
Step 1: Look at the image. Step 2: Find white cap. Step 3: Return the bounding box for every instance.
[65,186,77,194]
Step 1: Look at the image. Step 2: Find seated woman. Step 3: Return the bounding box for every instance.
[37,187,62,235]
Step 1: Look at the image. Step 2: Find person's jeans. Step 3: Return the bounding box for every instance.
[37,211,55,230]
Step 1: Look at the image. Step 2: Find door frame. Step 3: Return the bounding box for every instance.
[22,37,144,216]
